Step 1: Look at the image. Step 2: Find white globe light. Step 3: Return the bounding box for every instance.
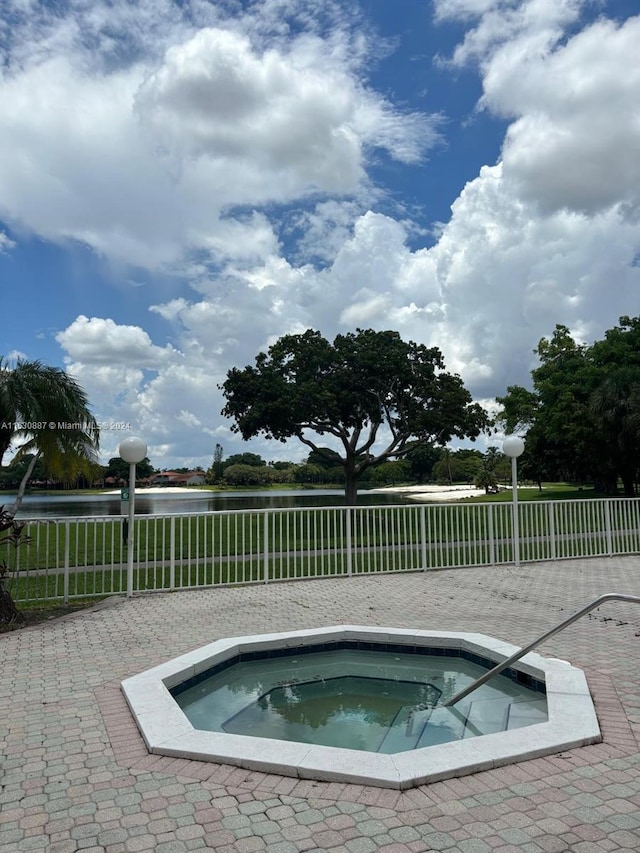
[502,435,525,459]
[119,436,148,464]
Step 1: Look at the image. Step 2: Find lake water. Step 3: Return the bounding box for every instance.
[5,488,412,519]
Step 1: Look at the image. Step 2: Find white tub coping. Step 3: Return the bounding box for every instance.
[121,626,601,789]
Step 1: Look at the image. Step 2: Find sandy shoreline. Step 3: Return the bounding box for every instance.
[104,484,488,501]
[367,484,488,501]
[104,487,209,494]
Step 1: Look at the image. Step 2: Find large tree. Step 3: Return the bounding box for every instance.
[0,358,99,514]
[220,329,488,504]
[496,317,640,495]
[223,452,266,469]
[104,455,154,482]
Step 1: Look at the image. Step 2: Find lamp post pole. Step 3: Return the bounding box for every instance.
[502,436,525,567]
[119,436,148,598]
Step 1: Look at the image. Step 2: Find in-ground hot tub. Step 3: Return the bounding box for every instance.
[121,626,601,789]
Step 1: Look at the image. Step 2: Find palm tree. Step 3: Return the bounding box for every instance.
[0,358,99,515]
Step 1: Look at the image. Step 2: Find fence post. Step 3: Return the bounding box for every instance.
[346,508,353,577]
[488,504,495,565]
[63,521,70,605]
[169,516,176,590]
[263,512,270,583]
[420,505,428,571]
[548,501,556,560]
[604,499,613,556]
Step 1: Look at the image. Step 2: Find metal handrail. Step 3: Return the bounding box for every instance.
[443,593,640,707]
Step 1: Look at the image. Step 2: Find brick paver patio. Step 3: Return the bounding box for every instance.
[1,556,639,852]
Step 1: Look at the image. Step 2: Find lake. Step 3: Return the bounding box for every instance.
[5,488,413,519]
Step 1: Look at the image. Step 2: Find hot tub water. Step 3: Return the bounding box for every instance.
[172,644,547,753]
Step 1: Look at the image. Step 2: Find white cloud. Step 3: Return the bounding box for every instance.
[64,362,145,411]
[133,363,225,451]
[0,4,440,270]
[497,16,640,216]
[0,231,16,253]
[436,3,640,218]
[434,0,583,66]
[135,27,366,197]
[5,349,27,363]
[421,165,640,394]
[340,293,392,326]
[56,316,182,367]
[57,333,221,465]
[293,199,364,262]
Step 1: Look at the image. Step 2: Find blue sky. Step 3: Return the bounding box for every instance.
[1,0,639,468]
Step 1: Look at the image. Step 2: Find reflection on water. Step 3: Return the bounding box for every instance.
[7,489,411,519]
[224,676,432,752]
[173,646,546,753]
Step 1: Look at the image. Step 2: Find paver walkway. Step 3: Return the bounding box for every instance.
[1,556,639,852]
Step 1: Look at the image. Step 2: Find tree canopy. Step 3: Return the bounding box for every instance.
[222,464,270,486]
[220,329,488,503]
[0,358,99,514]
[496,316,640,495]
[104,456,154,482]
[224,452,266,468]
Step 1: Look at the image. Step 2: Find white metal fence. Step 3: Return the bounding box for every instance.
[5,498,640,604]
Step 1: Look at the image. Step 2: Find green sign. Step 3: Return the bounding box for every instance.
[121,487,130,501]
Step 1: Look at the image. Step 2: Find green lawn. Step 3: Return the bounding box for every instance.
[465,483,602,503]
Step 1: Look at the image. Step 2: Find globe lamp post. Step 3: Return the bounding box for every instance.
[119,436,148,598]
[502,435,525,567]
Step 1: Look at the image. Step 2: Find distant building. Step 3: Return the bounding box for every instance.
[150,471,206,487]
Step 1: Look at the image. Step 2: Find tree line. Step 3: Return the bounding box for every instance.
[0,440,510,494]
[204,444,512,490]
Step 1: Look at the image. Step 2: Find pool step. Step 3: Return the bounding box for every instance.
[463,697,548,738]
[462,697,512,738]
[378,704,435,753]
[506,698,548,729]
[378,697,549,753]
[414,705,467,748]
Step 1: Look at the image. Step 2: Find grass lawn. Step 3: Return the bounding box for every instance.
[465,483,602,502]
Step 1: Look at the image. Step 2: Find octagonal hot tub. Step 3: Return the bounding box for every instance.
[121,626,600,789]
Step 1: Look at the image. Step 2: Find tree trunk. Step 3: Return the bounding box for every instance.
[0,582,24,625]
[621,472,635,497]
[6,452,40,519]
[344,472,358,506]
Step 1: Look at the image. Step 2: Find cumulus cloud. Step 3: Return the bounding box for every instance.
[436,2,640,218]
[55,316,182,367]
[498,16,640,216]
[56,325,218,464]
[0,2,440,270]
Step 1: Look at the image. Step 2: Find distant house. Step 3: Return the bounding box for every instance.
[150,471,206,487]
